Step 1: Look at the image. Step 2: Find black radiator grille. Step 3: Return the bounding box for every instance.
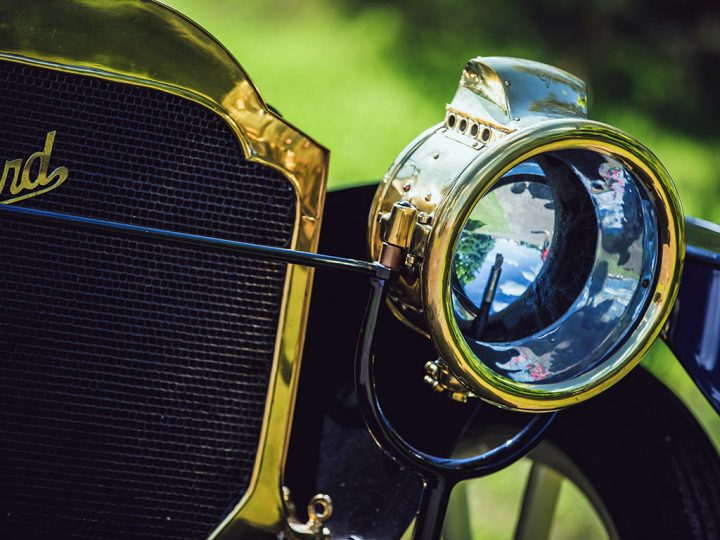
[0,60,297,539]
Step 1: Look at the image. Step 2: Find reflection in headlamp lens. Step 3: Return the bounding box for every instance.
[451,150,658,384]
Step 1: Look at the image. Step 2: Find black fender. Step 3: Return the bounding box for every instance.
[665,233,720,415]
[285,185,720,539]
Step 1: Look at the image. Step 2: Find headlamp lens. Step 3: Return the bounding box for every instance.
[451,149,658,384]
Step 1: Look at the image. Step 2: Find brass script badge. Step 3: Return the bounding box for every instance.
[0,131,68,204]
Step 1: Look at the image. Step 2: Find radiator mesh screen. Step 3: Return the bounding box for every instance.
[0,59,296,539]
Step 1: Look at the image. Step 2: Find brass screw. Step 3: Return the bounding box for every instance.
[417,212,432,225]
[405,253,416,268]
[424,360,439,376]
[449,392,469,404]
[423,375,443,392]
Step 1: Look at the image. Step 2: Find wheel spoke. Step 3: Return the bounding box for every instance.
[514,462,563,540]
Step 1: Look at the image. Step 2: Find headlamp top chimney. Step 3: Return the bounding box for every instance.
[447,57,589,132]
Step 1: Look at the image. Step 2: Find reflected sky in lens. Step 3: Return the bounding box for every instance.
[461,237,544,313]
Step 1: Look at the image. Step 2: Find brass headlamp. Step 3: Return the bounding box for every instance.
[369,57,684,412]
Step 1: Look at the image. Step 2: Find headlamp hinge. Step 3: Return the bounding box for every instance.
[378,202,434,274]
[423,359,475,403]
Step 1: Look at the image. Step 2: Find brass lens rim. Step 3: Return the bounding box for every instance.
[422,119,685,411]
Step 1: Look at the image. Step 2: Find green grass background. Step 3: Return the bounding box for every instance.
[164,0,720,216]
[164,1,720,537]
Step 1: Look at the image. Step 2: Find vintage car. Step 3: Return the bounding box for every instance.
[1,1,719,539]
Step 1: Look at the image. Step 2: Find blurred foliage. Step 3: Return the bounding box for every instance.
[163,0,720,536]
[341,0,720,138]
[454,226,494,286]
[166,0,720,451]
[165,0,720,220]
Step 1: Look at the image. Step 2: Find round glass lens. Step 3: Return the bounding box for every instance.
[451,150,658,384]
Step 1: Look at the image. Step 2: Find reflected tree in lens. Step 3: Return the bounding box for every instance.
[454,220,496,287]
